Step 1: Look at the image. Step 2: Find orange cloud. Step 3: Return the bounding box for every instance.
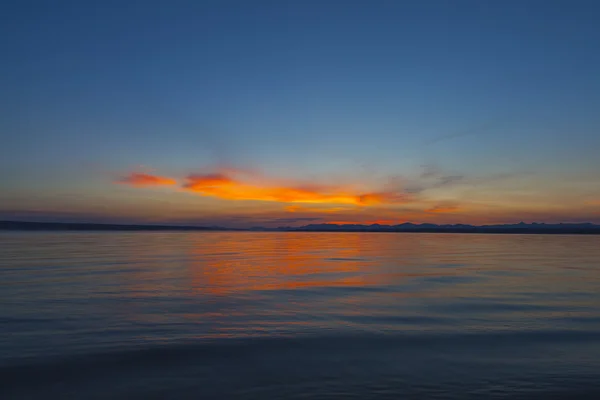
[286,205,353,213]
[358,192,407,205]
[118,173,177,187]
[425,204,460,213]
[183,172,409,206]
[586,200,600,206]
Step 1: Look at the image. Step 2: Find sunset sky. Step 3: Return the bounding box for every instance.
[2,0,600,227]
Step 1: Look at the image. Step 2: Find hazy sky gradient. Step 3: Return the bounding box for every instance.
[2,0,600,226]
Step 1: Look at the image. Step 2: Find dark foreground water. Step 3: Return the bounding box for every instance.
[1,232,599,399]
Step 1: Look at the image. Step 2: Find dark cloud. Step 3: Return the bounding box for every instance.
[433,175,465,188]
[407,165,523,194]
[420,164,443,179]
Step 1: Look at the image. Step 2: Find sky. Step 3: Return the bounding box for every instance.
[1,0,600,227]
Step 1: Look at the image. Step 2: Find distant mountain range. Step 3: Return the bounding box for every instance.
[286,222,600,234]
[2,220,600,234]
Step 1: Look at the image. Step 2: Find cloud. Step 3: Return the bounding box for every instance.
[117,173,177,187]
[410,164,523,194]
[185,173,234,186]
[183,172,410,206]
[404,165,466,193]
[420,164,443,179]
[271,217,323,224]
[404,175,464,194]
[285,205,350,214]
[357,192,410,205]
[424,121,500,146]
[425,203,461,213]
[434,175,465,187]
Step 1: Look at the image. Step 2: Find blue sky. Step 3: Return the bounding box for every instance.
[1,0,600,226]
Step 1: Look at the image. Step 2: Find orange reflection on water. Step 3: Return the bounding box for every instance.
[188,233,375,295]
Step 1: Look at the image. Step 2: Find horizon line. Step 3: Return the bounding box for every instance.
[1,220,599,230]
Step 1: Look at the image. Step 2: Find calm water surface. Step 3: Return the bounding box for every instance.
[1,232,599,399]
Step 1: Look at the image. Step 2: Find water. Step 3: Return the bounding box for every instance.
[1,232,599,399]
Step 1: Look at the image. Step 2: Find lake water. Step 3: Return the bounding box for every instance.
[1,232,599,399]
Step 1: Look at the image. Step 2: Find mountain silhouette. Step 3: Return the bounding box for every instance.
[1,221,599,234]
[290,222,600,234]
